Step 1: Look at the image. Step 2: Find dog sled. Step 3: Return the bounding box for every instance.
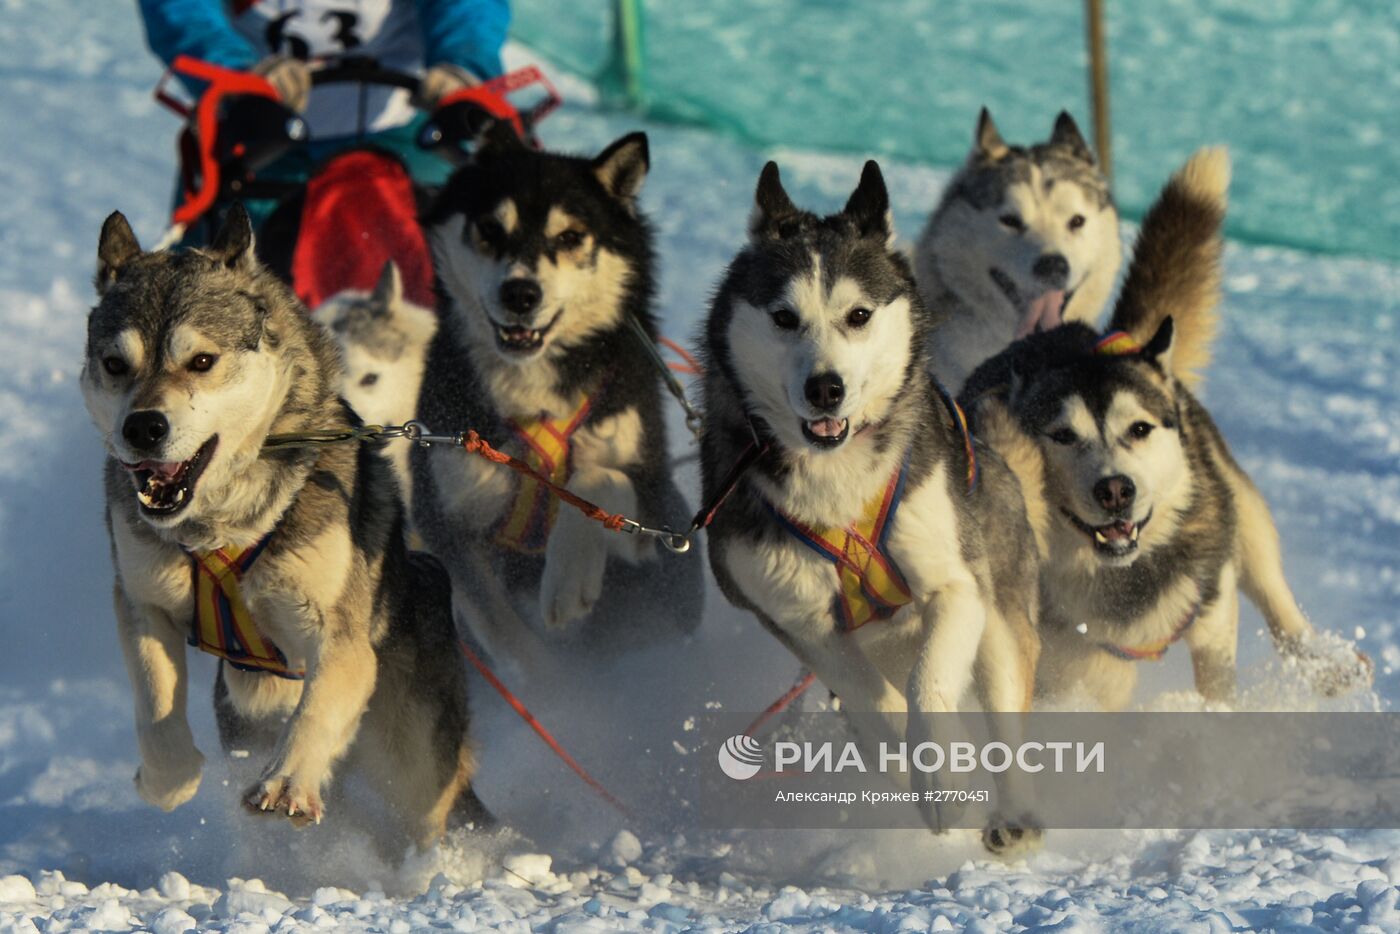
[152,54,561,307]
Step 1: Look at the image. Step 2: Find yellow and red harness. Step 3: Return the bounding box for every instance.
[1095,329,1143,356]
[186,538,304,680]
[766,386,979,632]
[770,465,914,632]
[495,395,593,555]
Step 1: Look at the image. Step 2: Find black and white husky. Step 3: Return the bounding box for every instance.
[414,128,702,664]
[81,207,483,850]
[914,109,1122,390]
[963,148,1373,710]
[701,161,1042,853]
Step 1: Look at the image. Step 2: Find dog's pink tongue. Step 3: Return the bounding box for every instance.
[1100,520,1135,542]
[807,417,845,438]
[1015,289,1067,339]
[131,460,182,479]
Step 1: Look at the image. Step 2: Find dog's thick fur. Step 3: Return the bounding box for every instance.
[701,161,1041,853]
[915,109,1122,390]
[962,148,1372,709]
[312,260,437,518]
[83,207,482,850]
[413,128,702,665]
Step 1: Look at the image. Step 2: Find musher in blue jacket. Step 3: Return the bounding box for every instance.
[139,0,509,233]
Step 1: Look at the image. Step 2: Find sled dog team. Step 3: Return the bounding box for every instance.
[82,109,1370,856]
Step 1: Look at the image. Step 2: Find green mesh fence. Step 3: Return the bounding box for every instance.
[512,0,1398,262]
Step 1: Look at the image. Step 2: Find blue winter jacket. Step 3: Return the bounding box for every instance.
[138,0,508,83]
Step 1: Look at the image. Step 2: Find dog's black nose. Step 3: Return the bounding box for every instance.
[122,410,170,452]
[804,372,845,412]
[1033,253,1070,285]
[499,278,542,315]
[1093,475,1136,512]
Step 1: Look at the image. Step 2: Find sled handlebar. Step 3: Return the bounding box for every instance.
[308,57,421,93]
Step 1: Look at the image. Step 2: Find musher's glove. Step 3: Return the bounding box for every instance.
[252,55,313,113]
[415,63,481,111]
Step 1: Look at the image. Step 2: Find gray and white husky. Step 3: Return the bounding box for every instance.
[82,207,484,850]
[962,148,1373,710]
[414,127,702,666]
[701,161,1042,853]
[914,109,1121,390]
[312,260,436,517]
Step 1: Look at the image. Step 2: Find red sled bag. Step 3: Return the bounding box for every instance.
[289,150,436,310]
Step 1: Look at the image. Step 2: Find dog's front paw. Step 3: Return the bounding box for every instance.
[1314,647,1374,697]
[1288,638,1374,697]
[981,813,1044,857]
[540,514,608,631]
[244,774,323,827]
[134,748,205,812]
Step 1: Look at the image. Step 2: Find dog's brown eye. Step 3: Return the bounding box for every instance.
[188,353,217,373]
[1048,428,1076,445]
[999,213,1025,232]
[102,356,129,376]
[554,229,585,250]
[771,307,800,331]
[846,306,873,328]
[359,372,379,387]
[1129,420,1154,440]
[475,218,505,243]
[1068,214,1086,231]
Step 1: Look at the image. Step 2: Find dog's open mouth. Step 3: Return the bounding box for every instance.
[122,436,217,517]
[491,311,561,355]
[801,417,850,448]
[1064,508,1152,558]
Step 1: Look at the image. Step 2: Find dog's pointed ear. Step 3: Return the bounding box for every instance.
[843,160,895,247]
[593,132,649,205]
[1140,316,1176,370]
[1051,111,1094,164]
[974,107,1009,160]
[209,203,257,272]
[749,161,800,240]
[372,260,403,312]
[96,211,142,295]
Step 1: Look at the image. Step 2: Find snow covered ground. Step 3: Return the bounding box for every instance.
[2,3,1399,930]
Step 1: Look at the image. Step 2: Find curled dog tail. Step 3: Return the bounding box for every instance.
[1109,147,1230,388]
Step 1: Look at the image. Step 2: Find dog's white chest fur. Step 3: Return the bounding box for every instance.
[723,465,969,682]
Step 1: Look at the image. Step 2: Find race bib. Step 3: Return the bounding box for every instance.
[231,0,423,137]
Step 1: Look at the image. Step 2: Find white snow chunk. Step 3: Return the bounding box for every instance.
[79,898,134,931]
[502,852,555,887]
[158,871,191,901]
[764,886,812,920]
[151,906,196,934]
[214,883,294,919]
[609,829,643,867]
[0,874,36,903]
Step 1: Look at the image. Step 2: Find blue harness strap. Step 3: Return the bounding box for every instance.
[933,380,978,493]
